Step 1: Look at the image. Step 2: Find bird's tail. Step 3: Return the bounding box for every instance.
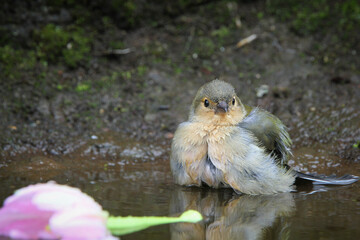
[295,171,359,185]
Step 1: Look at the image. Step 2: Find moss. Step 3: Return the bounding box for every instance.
[257,11,264,20]
[93,71,120,90]
[136,65,148,77]
[144,41,166,57]
[76,83,91,92]
[33,24,91,68]
[267,0,359,69]
[174,67,182,75]
[195,37,216,58]
[121,71,132,80]
[34,24,69,62]
[62,27,91,68]
[211,26,231,43]
[57,84,65,91]
[0,45,36,79]
[109,41,125,49]
[267,0,360,38]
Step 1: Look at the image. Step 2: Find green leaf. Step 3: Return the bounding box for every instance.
[76,83,91,92]
[107,210,203,236]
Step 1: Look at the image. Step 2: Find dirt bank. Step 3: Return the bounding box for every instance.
[0,0,359,162]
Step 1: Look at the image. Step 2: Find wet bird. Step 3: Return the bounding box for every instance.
[170,80,359,195]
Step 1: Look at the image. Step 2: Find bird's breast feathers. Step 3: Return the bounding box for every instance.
[171,121,295,194]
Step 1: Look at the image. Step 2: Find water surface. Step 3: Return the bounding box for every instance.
[0,133,359,240]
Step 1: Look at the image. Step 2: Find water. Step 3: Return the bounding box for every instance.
[0,133,359,240]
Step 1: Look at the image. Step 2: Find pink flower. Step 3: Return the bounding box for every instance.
[0,182,117,240]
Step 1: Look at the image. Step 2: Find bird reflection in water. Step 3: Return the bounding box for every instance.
[169,187,295,240]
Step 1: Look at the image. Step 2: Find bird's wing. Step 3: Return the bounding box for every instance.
[238,107,359,186]
[238,107,292,165]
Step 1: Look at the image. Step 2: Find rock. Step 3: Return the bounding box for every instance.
[37,99,51,116]
[144,113,157,122]
[256,85,269,98]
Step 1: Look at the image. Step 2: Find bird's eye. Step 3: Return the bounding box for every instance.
[232,97,236,105]
[204,99,209,107]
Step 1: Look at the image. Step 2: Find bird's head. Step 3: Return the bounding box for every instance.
[189,80,246,125]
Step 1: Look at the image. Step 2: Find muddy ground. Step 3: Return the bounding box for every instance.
[0,0,359,165]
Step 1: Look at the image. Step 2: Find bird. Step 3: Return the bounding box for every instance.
[170,79,359,195]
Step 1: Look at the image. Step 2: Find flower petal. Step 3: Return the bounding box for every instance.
[0,207,58,239]
[50,208,114,240]
[33,189,102,212]
[4,182,59,206]
[0,182,115,240]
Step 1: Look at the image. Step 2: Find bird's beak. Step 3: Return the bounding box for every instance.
[216,101,228,113]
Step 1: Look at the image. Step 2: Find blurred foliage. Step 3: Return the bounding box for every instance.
[0,23,91,79]
[0,0,217,77]
[45,0,210,29]
[1,0,358,80]
[211,26,231,41]
[76,83,91,92]
[267,0,360,38]
[34,24,91,68]
[33,24,70,62]
[0,46,36,79]
[195,37,217,58]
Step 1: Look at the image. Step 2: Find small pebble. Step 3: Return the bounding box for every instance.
[165,132,174,139]
[256,85,269,98]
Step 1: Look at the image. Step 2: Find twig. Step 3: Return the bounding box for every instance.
[102,48,132,55]
[236,34,257,48]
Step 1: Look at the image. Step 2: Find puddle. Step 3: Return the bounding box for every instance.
[0,133,359,240]
[290,145,360,176]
